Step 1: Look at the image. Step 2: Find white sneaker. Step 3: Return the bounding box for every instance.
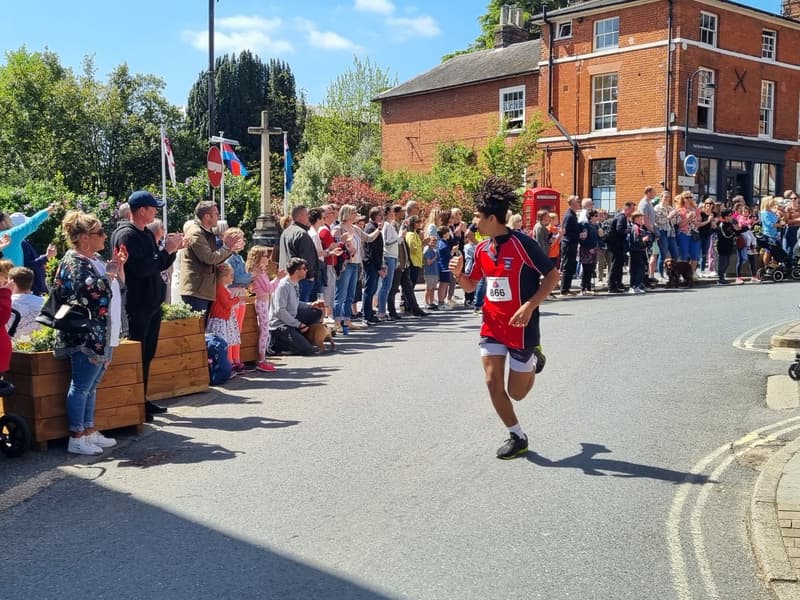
[87,430,117,448]
[68,436,103,456]
[323,316,335,325]
[348,320,367,330]
[629,288,637,295]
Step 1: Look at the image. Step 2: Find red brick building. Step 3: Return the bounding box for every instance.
[376,0,800,211]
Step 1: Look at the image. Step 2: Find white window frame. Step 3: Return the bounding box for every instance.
[499,85,525,131]
[700,11,718,47]
[762,29,777,60]
[592,73,618,131]
[594,17,619,51]
[591,158,617,212]
[760,80,775,138]
[696,68,715,131]
[555,21,572,40]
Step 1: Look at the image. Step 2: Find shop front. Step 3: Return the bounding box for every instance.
[685,133,788,205]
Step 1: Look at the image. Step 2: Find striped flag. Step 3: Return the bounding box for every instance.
[162,133,177,186]
[284,133,293,192]
[221,143,248,177]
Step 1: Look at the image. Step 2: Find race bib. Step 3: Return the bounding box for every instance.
[486,276,512,302]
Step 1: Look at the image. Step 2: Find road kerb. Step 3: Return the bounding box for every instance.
[750,436,800,600]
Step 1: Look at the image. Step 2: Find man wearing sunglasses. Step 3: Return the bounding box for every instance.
[269,258,325,356]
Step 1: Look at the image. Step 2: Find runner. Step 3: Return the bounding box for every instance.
[449,176,560,459]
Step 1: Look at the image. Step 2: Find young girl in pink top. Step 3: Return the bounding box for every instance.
[246,246,285,372]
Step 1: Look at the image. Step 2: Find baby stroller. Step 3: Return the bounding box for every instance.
[755,235,800,282]
[1,309,31,458]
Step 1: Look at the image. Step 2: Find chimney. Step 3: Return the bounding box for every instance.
[494,5,530,48]
[783,0,800,20]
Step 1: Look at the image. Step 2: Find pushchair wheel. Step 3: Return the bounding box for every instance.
[790,363,800,381]
[756,267,766,280]
[0,414,31,457]
[792,267,800,280]
[774,269,785,282]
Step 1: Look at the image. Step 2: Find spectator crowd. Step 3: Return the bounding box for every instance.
[2,183,799,455]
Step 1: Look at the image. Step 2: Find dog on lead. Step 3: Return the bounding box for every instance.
[664,258,694,288]
[303,322,336,352]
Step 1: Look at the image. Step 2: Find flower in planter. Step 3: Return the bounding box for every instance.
[12,327,56,353]
[161,302,204,321]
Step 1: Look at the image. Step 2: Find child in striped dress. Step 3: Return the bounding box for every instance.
[246,246,285,373]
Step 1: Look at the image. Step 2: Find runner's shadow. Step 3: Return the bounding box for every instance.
[526,443,714,484]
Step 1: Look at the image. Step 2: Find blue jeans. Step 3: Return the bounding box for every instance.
[362,263,380,319]
[298,278,315,303]
[334,263,358,321]
[785,226,799,257]
[656,230,679,273]
[474,277,486,309]
[66,351,108,433]
[677,232,701,262]
[377,257,396,314]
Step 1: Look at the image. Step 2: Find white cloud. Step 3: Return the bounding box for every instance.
[354,0,396,15]
[182,14,294,55]
[295,18,363,52]
[386,15,441,39]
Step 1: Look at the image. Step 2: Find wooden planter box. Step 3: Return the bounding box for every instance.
[148,316,209,401]
[239,299,260,363]
[0,340,145,450]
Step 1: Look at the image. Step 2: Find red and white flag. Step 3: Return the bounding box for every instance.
[162,133,177,186]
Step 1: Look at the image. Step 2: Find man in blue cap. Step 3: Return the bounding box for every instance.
[113,191,184,420]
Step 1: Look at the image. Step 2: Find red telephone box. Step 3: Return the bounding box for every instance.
[522,187,561,231]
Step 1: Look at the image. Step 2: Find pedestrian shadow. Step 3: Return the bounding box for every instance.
[111,429,242,469]
[526,442,714,484]
[159,414,300,432]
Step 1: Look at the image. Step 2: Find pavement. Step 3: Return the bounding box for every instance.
[752,323,800,599]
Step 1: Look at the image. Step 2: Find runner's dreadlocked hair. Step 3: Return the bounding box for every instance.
[474,176,516,222]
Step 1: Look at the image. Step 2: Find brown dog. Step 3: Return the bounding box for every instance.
[304,322,336,352]
[664,257,694,288]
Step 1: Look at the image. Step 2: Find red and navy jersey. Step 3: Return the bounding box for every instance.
[469,229,554,350]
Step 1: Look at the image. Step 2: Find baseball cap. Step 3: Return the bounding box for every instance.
[128,190,165,209]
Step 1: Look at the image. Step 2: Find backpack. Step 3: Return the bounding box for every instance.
[205,334,232,385]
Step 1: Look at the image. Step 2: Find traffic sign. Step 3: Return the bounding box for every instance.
[678,175,695,187]
[207,146,223,188]
[684,154,699,177]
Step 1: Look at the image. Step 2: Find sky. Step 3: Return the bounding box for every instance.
[0,0,784,110]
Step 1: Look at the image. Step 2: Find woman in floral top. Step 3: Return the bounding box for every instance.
[670,191,702,272]
[654,190,679,277]
[54,211,128,456]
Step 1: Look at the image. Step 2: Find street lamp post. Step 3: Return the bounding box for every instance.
[684,68,715,162]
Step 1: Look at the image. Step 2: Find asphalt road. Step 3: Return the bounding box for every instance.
[3,281,800,600]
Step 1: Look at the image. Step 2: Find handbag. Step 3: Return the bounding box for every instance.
[736,235,746,249]
[36,288,93,333]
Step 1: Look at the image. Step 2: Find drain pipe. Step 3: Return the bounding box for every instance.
[544,6,579,194]
[664,0,674,189]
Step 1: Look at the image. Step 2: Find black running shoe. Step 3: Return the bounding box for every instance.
[533,345,546,374]
[496,432,528,460]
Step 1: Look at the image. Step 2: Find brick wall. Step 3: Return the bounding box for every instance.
[380,75,539,172]
[378,0,800,205]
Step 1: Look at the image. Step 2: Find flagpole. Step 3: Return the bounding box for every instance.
[219,137,226,222]
[283,131,288,217]
[160,125,168,233]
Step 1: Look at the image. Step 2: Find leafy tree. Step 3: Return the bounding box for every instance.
[87,63,186,199]
[443,0,570,60]
[480,113,545,185]
[303,56,395,181]
[326,176,391,214]
[287,145,342,208]
[0,49,93,191]
[186,53,306,165]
